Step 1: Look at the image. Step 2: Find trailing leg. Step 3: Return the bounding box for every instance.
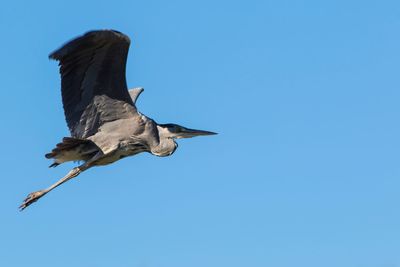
[19,152,103,211]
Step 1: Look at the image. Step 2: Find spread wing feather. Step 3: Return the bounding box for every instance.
[49,30,136,138]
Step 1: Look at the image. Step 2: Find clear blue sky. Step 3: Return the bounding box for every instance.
[1,0,399,266]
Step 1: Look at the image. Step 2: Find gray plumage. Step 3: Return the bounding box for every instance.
[20,30,216,210]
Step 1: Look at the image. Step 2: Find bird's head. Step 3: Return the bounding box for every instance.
[159,123,217,139]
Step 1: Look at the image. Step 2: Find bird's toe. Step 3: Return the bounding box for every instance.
[19,191,45,211]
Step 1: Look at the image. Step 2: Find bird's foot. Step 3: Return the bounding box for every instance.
[19,190,46,211]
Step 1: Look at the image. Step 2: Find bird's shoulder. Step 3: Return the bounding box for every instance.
[86,114,159,154]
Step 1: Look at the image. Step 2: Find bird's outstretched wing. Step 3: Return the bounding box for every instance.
[50,30,136,139]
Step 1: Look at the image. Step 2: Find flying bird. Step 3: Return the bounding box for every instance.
[20,30,216,210]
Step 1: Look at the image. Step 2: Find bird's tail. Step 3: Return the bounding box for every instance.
[45,137,99,167]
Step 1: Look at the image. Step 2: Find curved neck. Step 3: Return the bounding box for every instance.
[151,137,177,157]
[150,126,177,157]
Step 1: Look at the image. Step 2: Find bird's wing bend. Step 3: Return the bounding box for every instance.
[49,30,136,139]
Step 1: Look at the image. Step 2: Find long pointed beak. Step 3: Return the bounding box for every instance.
[177,127,218,139]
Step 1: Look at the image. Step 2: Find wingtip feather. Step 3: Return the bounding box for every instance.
[48,29,130,61]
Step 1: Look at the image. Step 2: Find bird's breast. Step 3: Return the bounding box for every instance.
[94,143,148,165]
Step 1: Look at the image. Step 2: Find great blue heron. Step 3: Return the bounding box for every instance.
[19,30,216,210]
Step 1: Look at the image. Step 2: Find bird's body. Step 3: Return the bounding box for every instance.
[20,30,216,210]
